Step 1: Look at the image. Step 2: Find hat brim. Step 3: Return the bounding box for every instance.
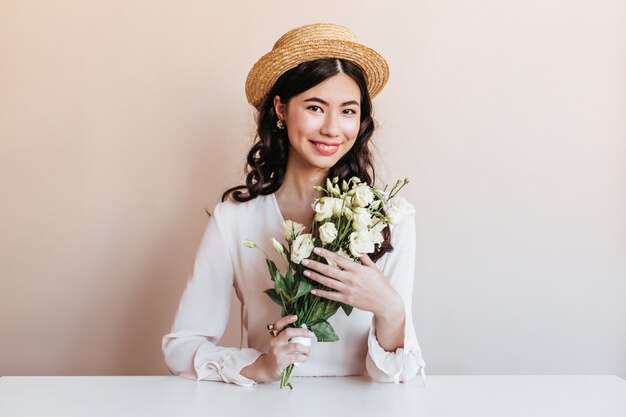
[245,39,389,109]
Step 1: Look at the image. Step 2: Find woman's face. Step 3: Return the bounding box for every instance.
[274,72,362,171]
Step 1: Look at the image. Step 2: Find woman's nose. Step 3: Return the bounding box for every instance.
[320,113,340,137]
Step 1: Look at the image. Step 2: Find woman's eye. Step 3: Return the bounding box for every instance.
[307,105,322,112]
[343,108,357,115]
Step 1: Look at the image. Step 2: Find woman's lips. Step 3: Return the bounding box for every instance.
[310,140,340,156]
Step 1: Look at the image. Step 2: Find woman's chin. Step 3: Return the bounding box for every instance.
[306,157,339,171]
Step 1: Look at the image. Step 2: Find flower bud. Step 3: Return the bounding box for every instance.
[271,238,284,254]
[241,239,257,249]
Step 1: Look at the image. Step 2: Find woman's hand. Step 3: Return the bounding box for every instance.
[300,247,406,351]
[241,314,314,382]
[300,247,403,319]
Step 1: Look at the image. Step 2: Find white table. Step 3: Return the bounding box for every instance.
[1,375,625,417]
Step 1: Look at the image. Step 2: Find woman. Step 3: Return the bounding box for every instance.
[162,23,425,386]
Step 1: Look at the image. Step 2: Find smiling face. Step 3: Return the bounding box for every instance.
[274,72,362,172]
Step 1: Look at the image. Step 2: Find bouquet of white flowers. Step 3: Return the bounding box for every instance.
[242,177,414,389]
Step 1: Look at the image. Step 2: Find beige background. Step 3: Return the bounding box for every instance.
[1,0,625,377]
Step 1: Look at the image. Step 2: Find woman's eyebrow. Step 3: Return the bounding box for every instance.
[303,97,360,106]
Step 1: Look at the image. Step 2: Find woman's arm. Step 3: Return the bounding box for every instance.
[365,214,426,382]
[300,214,426,382]
[373,291,405,352]
[162,204,262,386]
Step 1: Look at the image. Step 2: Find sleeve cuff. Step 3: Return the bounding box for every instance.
[366,317,426,384]
[195,345,263,387]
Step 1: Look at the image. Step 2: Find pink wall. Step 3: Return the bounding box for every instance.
[1,0,625,377]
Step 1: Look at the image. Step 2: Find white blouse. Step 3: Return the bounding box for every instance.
[162,193,426,386]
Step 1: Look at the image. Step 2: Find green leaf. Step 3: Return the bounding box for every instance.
[305,302,324,323]
[264,288,283,306]
[265,259,280,282]
[284,269,295,292]
[320,301,340,321]
[306,300,339,323]
[310,321,339,342]
[294,279,312,299]
[274,272,291,301]
[340,302,353,316]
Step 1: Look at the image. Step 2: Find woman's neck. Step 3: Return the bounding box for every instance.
[273,154,328,231]
[276,154,327,202]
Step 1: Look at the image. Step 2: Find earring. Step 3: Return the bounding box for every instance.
[276,119,285,130]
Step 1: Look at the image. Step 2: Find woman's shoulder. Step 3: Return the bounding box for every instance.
[212,193,272,225]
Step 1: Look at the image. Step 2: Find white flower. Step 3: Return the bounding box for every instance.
[290,233,315,264]
[370,221,386,245]
[386,196,416,224]
[342,205,354,220]
[371,230,384,245]
[333,196,352,217]
[318,222,338,245]
[349,231,375,258]
[332,197,354,220]
[313,197,336,222]
[327,249,354,269]
[271,238,284,254]
[352,207,372,232]
[353,183,375,207]
[369,199,382,210]
[281,220,306,243]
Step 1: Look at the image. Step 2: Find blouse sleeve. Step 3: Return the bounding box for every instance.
[161,204,263,386]
[365,213,427,384]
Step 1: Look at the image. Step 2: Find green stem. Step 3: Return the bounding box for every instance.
[300,291,322,325]
[280,364,295,389]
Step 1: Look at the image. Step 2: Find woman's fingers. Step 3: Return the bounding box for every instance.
[359,253,378,268]
[270,341,311,356]
[303,269,348,291]
[311,247,356,271]
[270,326,314,347]
[302,259,348,280]
[268,338,312,369]
[310,287,345,303]
[269,316,314,348]
[289,354,310,364]
[281,326,315,340]
[286,342,311,355]
[265,315,316,374]
[273,314,298,332]
[301,257,350,281]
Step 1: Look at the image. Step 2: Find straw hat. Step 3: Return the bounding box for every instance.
[245,23,389,109]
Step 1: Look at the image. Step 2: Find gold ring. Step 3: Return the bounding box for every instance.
[270,329,279,337]
[267,323,275,331]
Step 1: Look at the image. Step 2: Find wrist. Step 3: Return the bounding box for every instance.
[373,292,406,352]
[241,353,275,383]
[374,290,404,322]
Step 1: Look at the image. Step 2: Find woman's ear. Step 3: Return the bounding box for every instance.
[273,95,286,120]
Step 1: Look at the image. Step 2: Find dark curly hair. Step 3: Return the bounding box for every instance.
[222,58,392,262]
